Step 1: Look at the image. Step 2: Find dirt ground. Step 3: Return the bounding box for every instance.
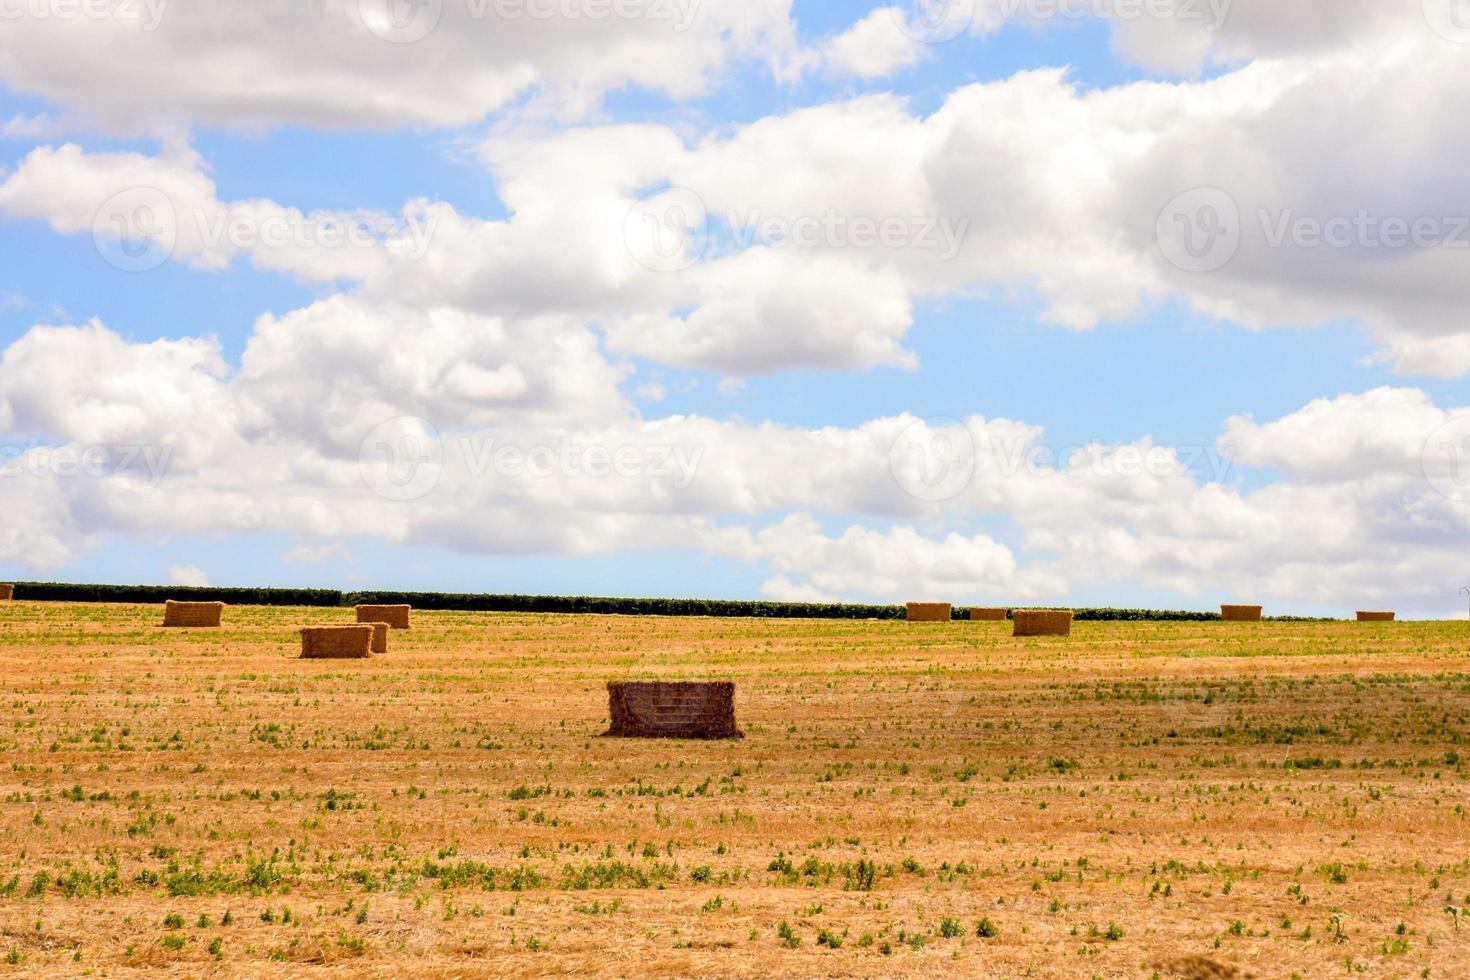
[1,601,1467,977]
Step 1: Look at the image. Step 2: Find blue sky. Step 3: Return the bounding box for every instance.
[0,1,1467,614]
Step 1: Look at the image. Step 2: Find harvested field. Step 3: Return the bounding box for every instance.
[0,602,1468,977]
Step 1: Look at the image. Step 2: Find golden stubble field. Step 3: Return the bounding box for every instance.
[1,602,1468,978]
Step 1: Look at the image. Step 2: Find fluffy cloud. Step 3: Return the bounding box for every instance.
[712,513,1066,602]
[2,1,1468,615]
[0,143,428,281]
[1,312,1466,611]
[236,296,630,454]
[0,320,233,450]
[1220,388,1451,482]
[167,563,209,586]
[817,7,928,78]
[925,0,1406,75]
[0,0,801,131]
[12,18,1470,379]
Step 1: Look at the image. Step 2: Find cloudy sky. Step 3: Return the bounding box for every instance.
[1,0,1468,614]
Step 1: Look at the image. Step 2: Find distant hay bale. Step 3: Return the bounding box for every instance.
[300,626,374,660]
[1220,605,1263,622]
[968,607,1008,621]
[1356,611,1395,622]
[356,604,410,629]
[603,681,742,740]
[367,622,389,654]
[162,600,224,628]
[1012,609,1073,637]
[1157,954,1246,980]
[0,584,12,602]
[906,602,951,622]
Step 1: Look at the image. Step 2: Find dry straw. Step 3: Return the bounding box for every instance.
[1220,604,1264,622]
[356,604,411,629]
[968,607,1008,621]
[0,584,12,602]
[1356,611,1396,622]
[906,602,951,622]
[1012,609,1073,637]
[367,622,389,654]
[604,681,742,740]
[300,626,374,659]
[162,600,224,628]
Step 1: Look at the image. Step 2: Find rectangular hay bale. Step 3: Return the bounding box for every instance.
[300,626,374,660]
[1356,611,1395,622]
[0,584,12,602]
[603,681,742,740]
[367,622,389,653]
[967,607,1008,621]
[356,604,410,629]
[162,600,224,628]
[906,602,952,622]
[1012,609,1073,637]
[1220,604,1264,622]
